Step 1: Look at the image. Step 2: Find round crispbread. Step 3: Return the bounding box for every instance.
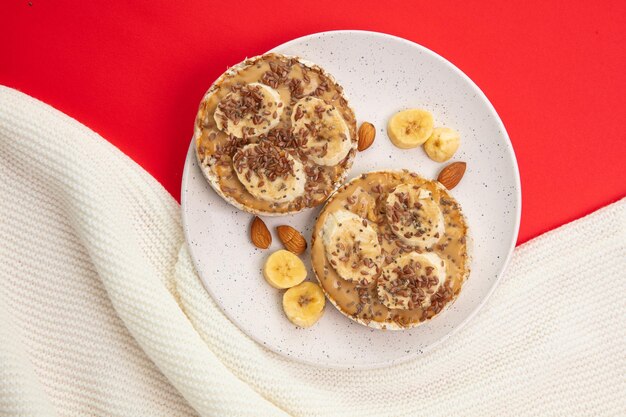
[311,170,472,330]
[193,53,357,216]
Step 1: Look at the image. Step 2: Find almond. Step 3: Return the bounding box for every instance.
[250,216,271,249]
[437,161,466,190]
[276,225,307,255]
[437,162,467,190]
[357,122,376,151]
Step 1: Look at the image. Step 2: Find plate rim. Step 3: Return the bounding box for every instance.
[181,29,522,369]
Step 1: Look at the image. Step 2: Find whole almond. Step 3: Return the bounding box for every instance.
[276,225,307,255]
[357,122,376,151]
[437,161,466,190]
[250,216,271,249]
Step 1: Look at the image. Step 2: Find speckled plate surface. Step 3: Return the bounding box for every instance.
[181,30,521,369]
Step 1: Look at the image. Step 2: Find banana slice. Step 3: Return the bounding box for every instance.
[385,184,444,248]
[263,249,307,289]
[291,97,351,166]
[282,281,326,327]
[350,187,378,223]
[214,82,283,138]
[232,142,305,203]
[424,127,461,162]
[387,109,434,148]
[377,252,447,310]
[322,209,383,284]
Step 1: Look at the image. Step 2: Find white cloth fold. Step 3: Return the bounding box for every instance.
[0,86,624,417]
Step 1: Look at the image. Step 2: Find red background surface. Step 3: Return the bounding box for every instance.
[1,1,625,244]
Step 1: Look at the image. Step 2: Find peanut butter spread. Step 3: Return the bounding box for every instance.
[311,170,470,329]
[194,53,357,215]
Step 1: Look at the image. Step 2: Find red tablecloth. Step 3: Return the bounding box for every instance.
[2,1,624,244]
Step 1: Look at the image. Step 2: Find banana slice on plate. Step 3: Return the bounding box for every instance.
[385,184,444,248]
[291,97,352,166]
[387,109,434,148]
[263,249,307,289]
[322,209,383,284]
[377,252,447,310]
[282,281,326,328]
[214,82,283,138]
[232,142,306,203]
[424,127,461,162]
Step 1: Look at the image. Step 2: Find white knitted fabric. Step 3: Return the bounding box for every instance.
[0,85,624,417]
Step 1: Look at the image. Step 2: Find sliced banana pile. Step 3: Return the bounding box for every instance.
[377,252,447,310]
[387,108,461,162]
[384,184,444,249]
[214,82,283,138]
[322,210,384,284]
[232,143,305,203]
[291,97,352,166]
[263,248,326,328]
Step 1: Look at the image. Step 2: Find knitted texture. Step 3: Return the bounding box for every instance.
[0,85,624,416]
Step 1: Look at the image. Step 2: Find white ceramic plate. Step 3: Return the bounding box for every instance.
[181,30,521,369]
